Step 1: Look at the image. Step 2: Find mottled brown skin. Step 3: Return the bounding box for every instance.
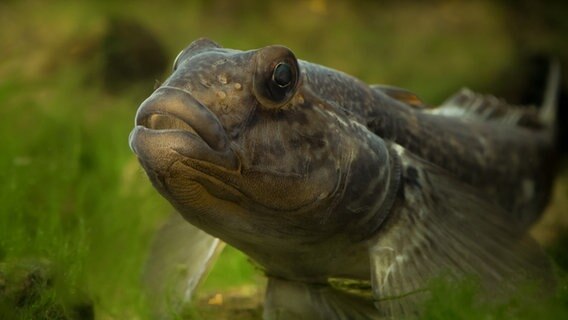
[129,38,554,287]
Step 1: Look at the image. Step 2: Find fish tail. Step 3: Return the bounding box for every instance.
[539,59,561,131]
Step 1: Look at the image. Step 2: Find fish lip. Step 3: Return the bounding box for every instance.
[135,86,228,151]
[129,126,238,171]
[129,86,238,170]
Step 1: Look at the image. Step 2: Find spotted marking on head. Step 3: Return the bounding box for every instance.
[216,91,227,100]
[218,74,229,84]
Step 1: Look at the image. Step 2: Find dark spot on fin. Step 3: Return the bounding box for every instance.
[404,166,421,189]
[370,84,428,109]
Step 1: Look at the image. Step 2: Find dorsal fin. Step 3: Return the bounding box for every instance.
[432,88,543,129]
[433,59,560,130]
[370,84,429,109]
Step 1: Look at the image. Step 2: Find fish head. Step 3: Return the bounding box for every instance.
[129,38,397,256]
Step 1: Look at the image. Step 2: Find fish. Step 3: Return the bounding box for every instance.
[129,38,559,319]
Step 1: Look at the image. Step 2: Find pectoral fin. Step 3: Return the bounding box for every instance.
[369,147,553,318]
[143,213,224,319]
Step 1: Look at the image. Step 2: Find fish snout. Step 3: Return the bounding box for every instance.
[135,86,229,151]
[129,86,237,170]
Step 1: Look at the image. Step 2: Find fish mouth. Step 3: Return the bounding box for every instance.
[129,86,238,172]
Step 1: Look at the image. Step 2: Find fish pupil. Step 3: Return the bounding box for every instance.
[273,63,292,87]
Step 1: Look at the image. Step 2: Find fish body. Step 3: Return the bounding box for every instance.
[129,38,557,319]
[301,60,556,227]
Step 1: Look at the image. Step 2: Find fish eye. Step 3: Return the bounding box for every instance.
[266,60,297,103]
[253,45,299,108]
[266,60,298,103]
[272,63,293,88]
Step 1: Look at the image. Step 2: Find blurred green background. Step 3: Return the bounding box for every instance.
[1,0,567,319]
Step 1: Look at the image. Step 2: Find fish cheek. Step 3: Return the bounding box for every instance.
[237,165,337,212]
[156,162,257,239]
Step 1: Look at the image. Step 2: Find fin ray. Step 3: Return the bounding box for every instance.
[369,147,553,318]
[432,88,544,128]
[143,213,224,318]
